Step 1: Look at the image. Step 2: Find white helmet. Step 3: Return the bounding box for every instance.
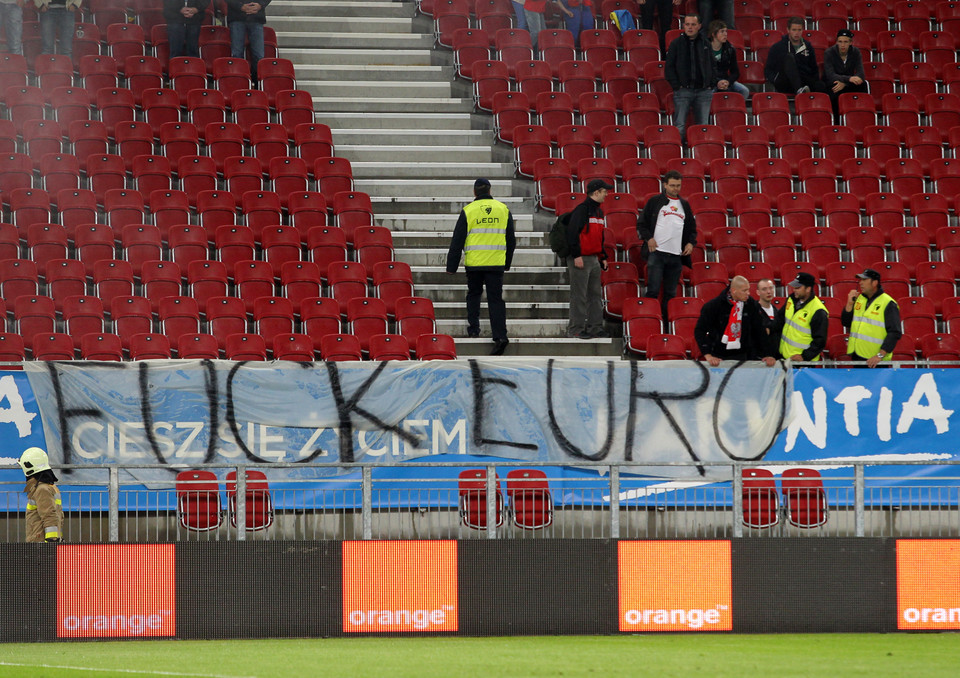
[19,447,51,477]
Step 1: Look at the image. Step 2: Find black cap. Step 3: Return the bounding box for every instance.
[473,177,491,191]
[837,28,854,39]
[856,268,882,281]
[788,272,817,288]
[586,179,614,194]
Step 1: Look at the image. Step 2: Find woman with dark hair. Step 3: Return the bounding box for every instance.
[708,20,749,98]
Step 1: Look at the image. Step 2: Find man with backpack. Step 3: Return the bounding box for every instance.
[563,179,612,339]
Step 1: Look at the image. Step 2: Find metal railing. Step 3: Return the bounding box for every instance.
[2,460,958,542]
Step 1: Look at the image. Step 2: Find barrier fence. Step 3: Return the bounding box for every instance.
[2,460,958,543]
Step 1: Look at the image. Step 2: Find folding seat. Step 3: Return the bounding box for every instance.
[302,228,348,284]
[729,192,772,243]
[213,225,254,277]
[909,193,949,239]
[204,296,247,350]
[682,126,722,172]
[890,226,930,272]
[128,332,172,360]
[0,54,27,93]
[494,28,534,79]
[756,226,796,270]
[821,192,861,232]
[222,332,267,360]
[367,260,414,320]
[212,57,251,97]
[580,28,618,69]
[472,60,512,115]
[196,190,238,237]
[510,61,549,112]
[100,189,143,233]
[5,85,44,133]
[180,262,225,315]
[139,88,180,140]
[0,222,19,261]
[396,296,437,351]
[751,92,789,136]
[62,295,105,349]
[140,260,182,315]
[490,91,530,145]
[250,296,294,352]
[255,225,300,278]
[537,28,575,78]
[815,126,856,167]
[297,297,339,350]
[120,224,163,278]
[15,296,55,350]
[33,53,71,93]
[797,158,838,209]
[109,295,152,347]
[269,332,313,361]
[32,333,75,361]
[152,124,198,173]
[0,153,32,209]
[204,122,244,175]
[314,157,353,205]
[66,121,107,173]
[577,92,617,142]
[122,58,163,107]
[897,62,938,103]
[879,159,923,205]
[219,156,261,202]
[346,297,388,356]
[898,296,937,338]
[557,124,595,169]
[902,127,943,175]
[599,262,640,320]
[930,159,960,212]
[95,88,137,139]
[28,224,69,265]
[935,1,960,32]
[794,92,833,131]
[709,92,746,140]
[37,154,80,198]
[622,28,660,67]
[774,125,814,175]
[75,56,116,101]
[290,125,334,173]
[876,31,914,71]
[163,224,207,272]
[742,468,779,529]
[601,61,639,110]
[131,155,172,201]
[937,227,960,270]
[176,333,220,359]
[599,125,642,177]
[75,224,117,277]
[416,333,457,360]
[861,126,901,167]
[257,58,297,107]
[533,157,573,212]
[284,193,326,239]
[838,93,877,140]
[198,25,232,70]
[666,296,703,352]
[168,158,214,209]
[352,226,393,274]
[862,192,904,239]
[364,334,408,362]
[185,90,227,137]
[882,91,922,129]
[474,0,512,40]
[326,260,367,310]
[10,189,52,230]
[315,333,360,362]
[846,226,886,267]
[537,92,577,143]
[234,260,275,313]
[451,28,490,80]
[838,158,881,208]
[824,260,860,300]
[944,296,960,335]
[168,57,208,98]
[748,28,779,63]
[644,334,687,361]
[25,120,64,168]
[432,0,471,47]
[894,1,932,35]
[920,333,960,362]
[244,126,287,173]
[710,226,750,267]
[641,124,682,166]
[78,332,123,361]
[718,127,763,178]
[690,261,729,299]
[776,193,816,241]
[86,153,127,207]
[577,157,617,194]
[750,159,791,202]
[328,191,371,246]
[113,121,154,174]
[106,22,145,69]
[622,92,661,135]
[513,125,551,179]
[862,61,895,106]
[271,90,314,141]
[559,60,598,108]
[92,259,135,310]
[781,468,828,528]
[0,120,15,155]
[620,158,662,209]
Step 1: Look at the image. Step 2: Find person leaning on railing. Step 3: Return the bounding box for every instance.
[18,447,63,543]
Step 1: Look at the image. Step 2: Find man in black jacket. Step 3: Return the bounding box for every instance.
[665,13,716,143]
[823,29,867,120]
[764,17,826,95]
[227,0,270,87]
[638,170,697,322]
[564,179,611,339]
[695,276,777,365]
[163,0,210,60]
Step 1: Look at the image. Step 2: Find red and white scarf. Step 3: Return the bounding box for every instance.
[721,299,743,350]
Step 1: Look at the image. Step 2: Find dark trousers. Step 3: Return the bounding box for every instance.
[828,80,869,119]
[640,0,674,54]
[644,250,683,321]
[466,269,507,340]
[168,23,201,59]
[772,58,827,94]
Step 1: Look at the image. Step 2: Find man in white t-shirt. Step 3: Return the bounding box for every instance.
[637,170,698,321]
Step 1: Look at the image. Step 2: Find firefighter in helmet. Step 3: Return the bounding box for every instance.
[19,447,63,543]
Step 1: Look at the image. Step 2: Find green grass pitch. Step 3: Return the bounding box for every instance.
[1,635,959,678]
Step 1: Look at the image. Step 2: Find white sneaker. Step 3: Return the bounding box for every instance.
[797,86,811,94]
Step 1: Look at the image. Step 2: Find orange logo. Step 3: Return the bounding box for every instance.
[57,544,175,638]
[618,541,732,632]
[342,541,458,632]
[897,540,960,630]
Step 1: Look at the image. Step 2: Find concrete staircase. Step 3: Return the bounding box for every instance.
[270,0,622,356]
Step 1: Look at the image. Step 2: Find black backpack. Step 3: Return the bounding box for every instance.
[549,211,572,258]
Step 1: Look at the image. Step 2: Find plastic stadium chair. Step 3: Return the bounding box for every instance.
[458,468,504,529]
[742,468,779,529]
[781,468,828,528]
[506,469,553,530]
[226,470,274,530]
[176,470,223,531]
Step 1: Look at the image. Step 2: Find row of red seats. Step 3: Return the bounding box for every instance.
[0,330,457,362]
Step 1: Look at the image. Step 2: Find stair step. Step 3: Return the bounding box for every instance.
[392,230,544,245]
[332,129,492,146]
[298,64,454,82]
[378,214,537,231]
[338,145,494,163]
[451,337,622,357]
[279,32,434,49]
[413,284,570,303]
[357,178,529,198]
[270,16,416,33]
[433,301,569,319]
[321,112,477,130]
[352,162,515,180]
[271,1,415,19]
[400,248,555,267]
[411,267,568,284]
[436,318,569,338]
[304,81,453,98]
[312,96,471,113]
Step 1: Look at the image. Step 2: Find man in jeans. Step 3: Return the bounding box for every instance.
[36,0,80,58]
[1,0,24,55]
[227,0,270,87]
[665,13,716,143]
[638,170,698,323]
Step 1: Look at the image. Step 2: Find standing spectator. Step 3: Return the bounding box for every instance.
[227,0,270,88]
[698,0,734,29]
[1,0,24,55]
[557,0,591,49]
[755,277,780,357]
[764,17,826,95]
[823,28,867,121]
[638,170,697,320]
[695,275,776,365]
[665,13,716,143]
[511,0,528,32]
[708,20,749,99]
[776,272,828,362]
[524,1,568,50]
[841,268,902,367]
[446,178,516,356]
[639,0,680,55]
[164,0,211,60]
[565,178,612,339]
[18,447,63,543]
[36,0,80,59]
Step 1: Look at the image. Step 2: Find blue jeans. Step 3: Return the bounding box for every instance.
[524,8,545,50]
[511,1,527,30]
[560,2,593,48]
[230,20,264,84]
[716,81,750,99]
[40,7,75,58]
[1,3,23,55]
[168,22,201,59]
[644,250,684,320]
[672,87,713,142]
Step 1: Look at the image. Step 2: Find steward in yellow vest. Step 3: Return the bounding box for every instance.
[841,268,903,367]
[778,272,829,361]
[445,178,516,355]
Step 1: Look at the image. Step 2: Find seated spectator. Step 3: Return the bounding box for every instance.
[823,28,867,120]
[707,19,749,99]
[694,275,776,365]
[764,16,826,95]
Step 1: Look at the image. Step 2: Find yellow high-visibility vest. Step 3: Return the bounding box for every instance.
[779,296,827,361]
[463,198,509,267]
[847,292,896,359]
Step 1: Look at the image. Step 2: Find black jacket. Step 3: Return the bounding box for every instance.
[666,31,716,91]
[564,196,606,260]
[445,192,516,273]
[712,40,741,85]
[163,0,211,25]
[637,192,698,267]
[822,44,865,85]
[765,35,820,85]
[227,0,270,23]
[695,288,772,360]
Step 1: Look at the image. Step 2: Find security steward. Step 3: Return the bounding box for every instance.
[19,447,63,543]
[777,272,829,362]
[841,268,902,367]
[446,178,516,356]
